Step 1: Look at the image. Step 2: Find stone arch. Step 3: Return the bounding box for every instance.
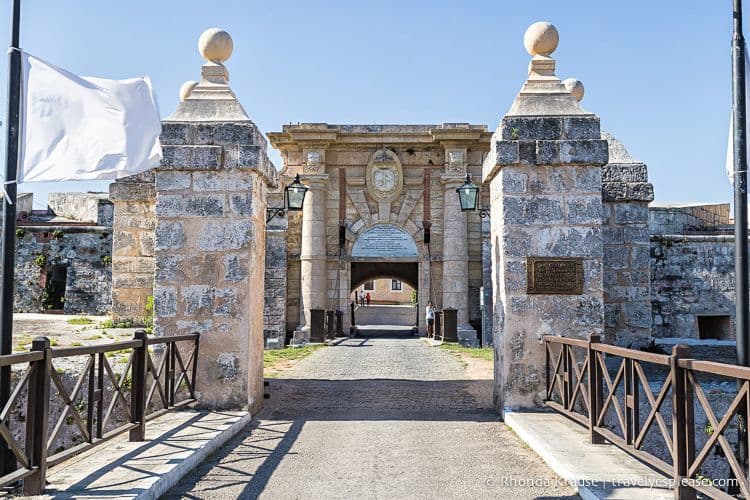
[350,262,419,291]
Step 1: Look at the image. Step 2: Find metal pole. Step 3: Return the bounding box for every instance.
[0,0,21,475]
[733,1,750,493]
[735,0,750,368]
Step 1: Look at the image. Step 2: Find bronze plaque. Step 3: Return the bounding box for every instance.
[526,257,584,295]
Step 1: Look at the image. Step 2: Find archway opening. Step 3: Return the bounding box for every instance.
[350,262,419,337]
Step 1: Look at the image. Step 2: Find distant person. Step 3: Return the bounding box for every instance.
[359,290,365,307]
[365,292,371,306]
[426,301,436,337]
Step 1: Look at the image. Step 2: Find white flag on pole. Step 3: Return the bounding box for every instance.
[726,48,750,186]
[18,52,162,182]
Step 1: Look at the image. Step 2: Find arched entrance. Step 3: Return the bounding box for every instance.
[349,225,422,334]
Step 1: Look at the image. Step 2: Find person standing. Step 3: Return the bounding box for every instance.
[365,292,371,307]
[426,301,436,338]
[359,290,365,307]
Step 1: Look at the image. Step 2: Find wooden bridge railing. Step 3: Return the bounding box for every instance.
[0,329,199,495]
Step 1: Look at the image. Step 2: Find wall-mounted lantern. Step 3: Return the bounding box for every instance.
[266,173,309,223]
[456,173,489,218]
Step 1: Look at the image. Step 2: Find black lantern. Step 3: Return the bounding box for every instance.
[267,173,309,223]
[285,174,308,211]
[456,173,479,212]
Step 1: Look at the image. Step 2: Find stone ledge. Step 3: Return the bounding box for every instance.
[492,139,608,167]
[501,116,601,141]
[602,182,655,202]
[110,182,156,202]
[43,409,253,500]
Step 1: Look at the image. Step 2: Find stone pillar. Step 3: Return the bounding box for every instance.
[153,29,278,412]
[295,174,328,343]
[109,172,155,322]
[441,170,476,342]
[483,23,608,414]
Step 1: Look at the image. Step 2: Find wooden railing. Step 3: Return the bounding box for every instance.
[545,334,750,499]
[0,330,199,495]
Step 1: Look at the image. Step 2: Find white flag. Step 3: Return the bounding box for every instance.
[726,48,750,185]
[18,52,162,182]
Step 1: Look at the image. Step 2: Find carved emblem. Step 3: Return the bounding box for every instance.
[366,149,403,202]
[446,150,465,174]
[305,151,322,172]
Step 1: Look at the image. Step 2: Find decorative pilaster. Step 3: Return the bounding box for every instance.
[295,174,329,342]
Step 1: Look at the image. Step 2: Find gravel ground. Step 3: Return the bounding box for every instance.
[166,330,578,500]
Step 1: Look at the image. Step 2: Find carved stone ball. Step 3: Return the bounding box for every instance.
[523,22,559,56]
[179,80,199,101]
[563,78,584,102]
[198,28,233,63]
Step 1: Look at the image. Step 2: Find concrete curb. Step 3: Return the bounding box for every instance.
[134,412,254,500]
[505,411,600,500]
[505,411,673,500]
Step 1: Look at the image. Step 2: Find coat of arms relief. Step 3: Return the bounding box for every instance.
[366,149,403,202]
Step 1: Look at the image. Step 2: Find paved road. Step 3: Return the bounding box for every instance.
[167,330,578,499]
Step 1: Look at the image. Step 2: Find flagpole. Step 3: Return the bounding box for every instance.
[0,0,21,475]
[734,0,749,368]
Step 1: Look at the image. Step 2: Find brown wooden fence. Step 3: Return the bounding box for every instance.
[545,334,750,499]
[0,329,199,495]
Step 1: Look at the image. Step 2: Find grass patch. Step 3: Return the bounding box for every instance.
[67,317,93,325]
[439,343,493,361]
[263,344,325,377]
[83,334,103,341]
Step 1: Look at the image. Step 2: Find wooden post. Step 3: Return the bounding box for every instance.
[23,337,50,495]
[129,330,147,441]
[671,344,695,500]
[190,333,200,398]
[588,334,604,444]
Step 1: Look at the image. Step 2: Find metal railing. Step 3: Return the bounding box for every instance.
[0,329,199,495]
[545,334,750,499]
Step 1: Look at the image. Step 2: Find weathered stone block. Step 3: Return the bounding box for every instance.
[155,221,184,250]
[503,197,563,225]
[501,116,562,141]
[197,221,253,251]
[161,145,223,170]
[562,116,600,140]
[156,194,224,217]
[566,196,602,225]
[155,171,192,191]
[154,286,177,317]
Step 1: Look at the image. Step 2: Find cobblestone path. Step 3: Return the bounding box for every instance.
[167,331,578,499]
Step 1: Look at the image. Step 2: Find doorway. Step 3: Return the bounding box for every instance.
[350,261,419,336]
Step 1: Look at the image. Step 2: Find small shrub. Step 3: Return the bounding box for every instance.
[51,229,64,240]
[15,228,25,238]
[33,253,47,268]
[100,318,133,329]
[67,317,93,325]
[101,255,112,265]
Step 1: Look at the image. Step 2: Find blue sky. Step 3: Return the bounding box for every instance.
[0,1,735,209]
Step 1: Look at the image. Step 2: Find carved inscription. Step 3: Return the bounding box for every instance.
[526,257,583,295]
[351,225,418,259]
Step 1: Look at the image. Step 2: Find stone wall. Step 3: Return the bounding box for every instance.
[110,173,156,323]
[14,226,112,314]
[600,133,654,348]
[48,192,113,226]
[264,218,288,348]
[651,235,734,339]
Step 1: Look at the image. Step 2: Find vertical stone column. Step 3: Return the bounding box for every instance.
[441,153,476,341]
[441,177,469,315]
[153,29,278,411]
[295,174,328,342]
[483,23,608,413]
[109,173,155,322]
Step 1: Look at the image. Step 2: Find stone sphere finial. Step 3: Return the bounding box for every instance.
[179,80,199,101]
[563,78,584,102]
[198,28,233,63]
[523,22,559,56]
